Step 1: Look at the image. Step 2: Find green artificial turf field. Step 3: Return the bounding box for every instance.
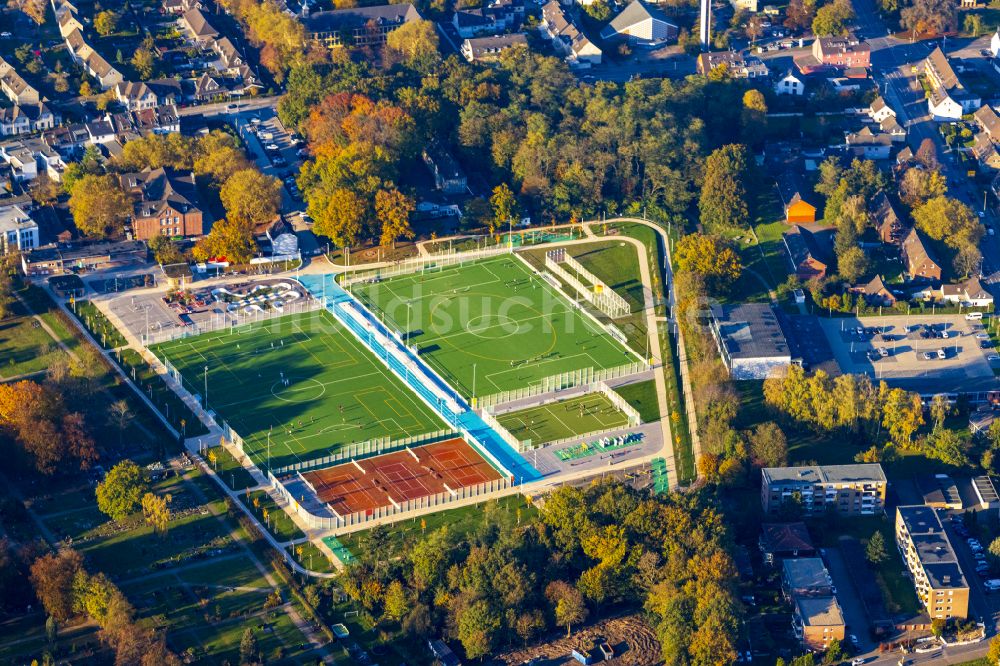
[149,310,446,471]
[496,392,630,445]
[351,255,636,401]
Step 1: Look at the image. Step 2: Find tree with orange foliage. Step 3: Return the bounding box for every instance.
[376,188,415,248]
[0,380,96,474]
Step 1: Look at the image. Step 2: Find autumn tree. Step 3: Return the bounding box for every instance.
[239,627,258,664]
[916,137,939,168]
[0,380,96,474]
[881,386,924,449]
[93,10,118,36]
[12,0,47,24]
[148,235,184,265]
[900,167,947,207]
[675,233,742,290]
[837,246,869,282]
[96,460,147,521]
[375,188,415,248]
[141,492,171,537]
[741,89,767,144]
[382,580,408,623]
[29,550,84,621]
[311,187,365,248]
[699,144,750,235]
[220,169,281,225]
[131,47,156,80]
[747,422,788,467]
[194,146,251,185]
[901,0,958,35]
[490,183,518,234]
[192,217,256,264]
[812,0,853,35]
[68,175,130,238]
[545,580,588,637]
[385,19,440,71]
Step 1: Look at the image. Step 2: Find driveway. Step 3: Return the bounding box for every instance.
[824,544,876,653]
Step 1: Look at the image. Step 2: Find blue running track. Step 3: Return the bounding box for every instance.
[298,274,541,483]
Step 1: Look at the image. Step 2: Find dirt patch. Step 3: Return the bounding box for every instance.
[493,613,661,666]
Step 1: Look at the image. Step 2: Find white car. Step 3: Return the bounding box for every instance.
[941,330,950,339]
[265,143,280,151]
[852,659,865,666]
[937,349,947,359]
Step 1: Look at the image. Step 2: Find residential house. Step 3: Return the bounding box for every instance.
[992,28,1000,57]
[0,108,30,137]
[85,52,123,90]
[119,167,204,240]
[845,126,893,160]
[730,0,759,10]
[782,558,834,599]
[423,143,467,194]
[774,69,804,96]
[180,8,220,44]
[540,1,602,68]
[452,0,523,38]
[868,96,896,124]
[163,0,201,13]
[939,276,993,307]
[896,505,969,620]
[974,104,1000,143]
[114,81,159,112]
[879,115,906,142]
[852,274,897,307]
[212,37,245,68]
[925,47,981,121]
[777,172,816,224]
[305,4,424,48]
[0,141,38,180]
[901,227,942,282]
[709,303,793,380]
[145,79,183,107]
[973,133,1000,171]
[0,204,38,253]
[811,34,871,69]
[132,105,181,135]
[794,597,846,652]
[57,11,83,39]
[461,33,527,63]
[871,190,906,245]
[783,225,830,281]
[761,464,888,516]
[0,57,39,105]
[85,119,115,145]
[599,0,678,46]
[759,522,815,565]
[696,50,769,78]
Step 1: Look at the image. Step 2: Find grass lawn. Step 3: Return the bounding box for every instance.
[497,392,630,445]
[239,489,305,543]
[18,283,80,354]
[69,300,127,349]
[615,379,661,423]
[812,516,921,616]
[290,540,337,574]
[206,444,257,491]
[523,239,649,356]
[150,310,446,472]
[351,255,636,400]
[0,298,70,378]
[339,494,536,561]
[115,348,209,437]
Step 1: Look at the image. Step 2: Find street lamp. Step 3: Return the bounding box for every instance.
[204,365,209,411]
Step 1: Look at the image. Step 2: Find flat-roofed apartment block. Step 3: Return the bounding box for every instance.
[895,505,969,620]
[781,557,833,599]
[793,596,845,651]
[761,464,887,516]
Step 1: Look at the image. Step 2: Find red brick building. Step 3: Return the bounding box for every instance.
[119,168,204,241]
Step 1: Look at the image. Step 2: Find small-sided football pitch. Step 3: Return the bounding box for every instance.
[496,392,630,445]
[150,309,446,471]
[351,255,636,400]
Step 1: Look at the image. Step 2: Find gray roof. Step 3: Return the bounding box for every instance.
[782,557,832,593]
[305,4,422,32]
[795,596,844,627]
[711,303,791,360]
[897,505,968,590]
[602,0,674,36]
[762,464,886,486]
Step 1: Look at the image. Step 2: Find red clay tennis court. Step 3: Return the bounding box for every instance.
[300,437,504,516]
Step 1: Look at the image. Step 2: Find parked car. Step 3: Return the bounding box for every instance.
[265,143,280,151]
[937,349,947,359]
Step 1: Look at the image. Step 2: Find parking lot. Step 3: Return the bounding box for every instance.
[817,315,997,393]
